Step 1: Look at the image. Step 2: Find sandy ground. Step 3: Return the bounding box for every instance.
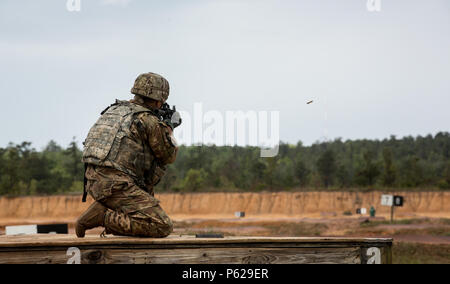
[2,215,448,245]
[0,192,448,245]
[1,191,449,220]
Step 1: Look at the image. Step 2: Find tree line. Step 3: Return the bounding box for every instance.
[0,133,449,196]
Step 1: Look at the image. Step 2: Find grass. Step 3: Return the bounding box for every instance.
[357,218,450,237]
[359,218,450,228]
[392,243,450,264]
[391,228,450,237]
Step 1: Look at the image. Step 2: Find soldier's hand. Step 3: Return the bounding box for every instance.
[163,111,182,130]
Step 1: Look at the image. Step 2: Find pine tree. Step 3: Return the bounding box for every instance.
[382,148,396,186]
[316,149,336,188]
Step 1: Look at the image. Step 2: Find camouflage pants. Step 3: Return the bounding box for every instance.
[90,182,173,238]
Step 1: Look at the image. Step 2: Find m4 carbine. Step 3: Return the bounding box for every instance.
[157,103,176,121]
[155,103,182,129]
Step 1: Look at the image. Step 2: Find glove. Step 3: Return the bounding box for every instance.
[163,111,182,130]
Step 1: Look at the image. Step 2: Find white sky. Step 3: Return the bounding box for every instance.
[0,0,449,149]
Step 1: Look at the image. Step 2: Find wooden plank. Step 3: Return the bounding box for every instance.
[0,247,361,264]
[0,234,393,247]
[0,234,393,264]
[361,245,392,264]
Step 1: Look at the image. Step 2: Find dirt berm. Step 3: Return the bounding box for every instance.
[0,191,448,225]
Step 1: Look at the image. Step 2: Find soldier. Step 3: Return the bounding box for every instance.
[76,72,181,238]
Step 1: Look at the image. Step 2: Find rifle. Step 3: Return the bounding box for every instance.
[155,103,182,129]
[156,103,177,121]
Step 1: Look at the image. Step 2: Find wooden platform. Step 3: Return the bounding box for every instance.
[0,234,392,264]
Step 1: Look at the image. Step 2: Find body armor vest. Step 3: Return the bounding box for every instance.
[82,100,156,184]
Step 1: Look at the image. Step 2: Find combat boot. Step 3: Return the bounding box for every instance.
[76,202,107,238]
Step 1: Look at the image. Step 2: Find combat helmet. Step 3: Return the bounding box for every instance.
[131,72,170,102]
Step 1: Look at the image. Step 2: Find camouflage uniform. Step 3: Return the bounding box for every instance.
[81,73,177,238]
[85,166,173,238]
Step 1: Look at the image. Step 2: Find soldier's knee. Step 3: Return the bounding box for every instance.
[157,219,173,238]
[138,218,172,238]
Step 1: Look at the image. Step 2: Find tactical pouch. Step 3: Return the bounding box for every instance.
[87,180,128,201]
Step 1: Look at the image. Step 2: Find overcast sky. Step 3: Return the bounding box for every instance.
[0,0,449,149]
